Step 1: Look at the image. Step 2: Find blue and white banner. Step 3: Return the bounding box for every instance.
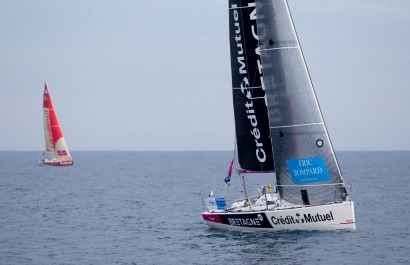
[286,157,331,184]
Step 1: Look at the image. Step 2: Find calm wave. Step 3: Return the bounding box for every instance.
[0,151,409,264]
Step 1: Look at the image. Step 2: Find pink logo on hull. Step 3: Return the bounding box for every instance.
[202,214,223,223]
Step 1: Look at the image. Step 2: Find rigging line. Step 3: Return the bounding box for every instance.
[270,122,323,129]
[260,46,299,52]
[289,0,301,38]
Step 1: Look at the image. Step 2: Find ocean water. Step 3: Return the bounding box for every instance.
[0,151,409,265]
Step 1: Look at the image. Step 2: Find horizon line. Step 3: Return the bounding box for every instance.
[1,149,410,152]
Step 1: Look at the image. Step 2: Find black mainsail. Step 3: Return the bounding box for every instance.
[229,0,274,172]
[255,0,347,205]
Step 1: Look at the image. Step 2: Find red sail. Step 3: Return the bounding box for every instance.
[41,82,73,166]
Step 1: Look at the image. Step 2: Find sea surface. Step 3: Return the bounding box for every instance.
[0,151,409,265]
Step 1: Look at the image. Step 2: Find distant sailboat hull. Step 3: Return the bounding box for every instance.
[203,201,356,231]
[39,160,74,166]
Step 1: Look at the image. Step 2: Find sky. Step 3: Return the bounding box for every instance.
[1,0,409,151]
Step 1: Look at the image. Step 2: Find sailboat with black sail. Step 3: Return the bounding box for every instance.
[202,0,356,231]
[39,82,73,166]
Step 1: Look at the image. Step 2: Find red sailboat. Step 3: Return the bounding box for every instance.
[39,82,73,166]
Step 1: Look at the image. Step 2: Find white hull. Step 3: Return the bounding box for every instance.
[38,160,73,166]
[203,201,355,231]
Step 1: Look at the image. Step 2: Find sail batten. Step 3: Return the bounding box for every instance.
[232,86,263,90]
[271,122,324,129]
[260,46,299,51]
